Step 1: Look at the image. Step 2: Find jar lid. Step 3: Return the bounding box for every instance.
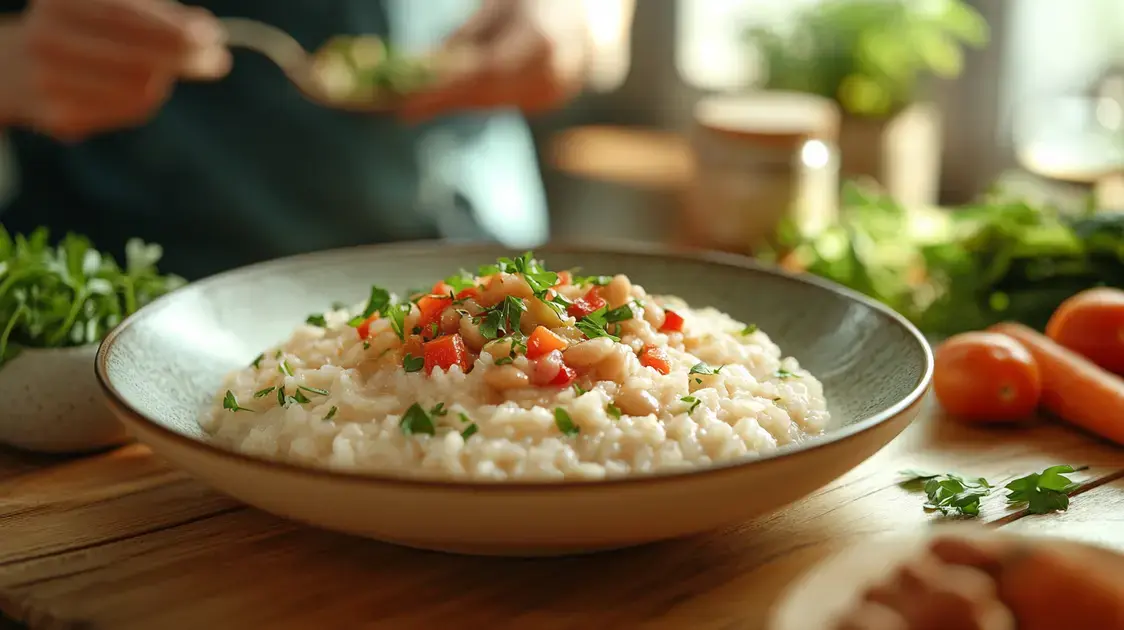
[694,92,840,149]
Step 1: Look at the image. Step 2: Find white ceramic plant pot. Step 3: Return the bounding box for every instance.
[0,344,131,454]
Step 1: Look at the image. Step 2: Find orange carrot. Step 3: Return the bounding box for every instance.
[1045,287,1124,375]
[989,322,1124,445]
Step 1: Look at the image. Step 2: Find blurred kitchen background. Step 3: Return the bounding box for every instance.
[524,0,1124,246]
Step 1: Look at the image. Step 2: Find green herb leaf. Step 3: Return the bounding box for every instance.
[291,390,312,404]
[359,285,391,319]
[741,324,759,335]
[222,390,253,413]
[680,395,702,414]
[494,356,514,366]
[400,403,436,436]
[461,423,479,439]
[305,313,328,327]
[276,385,287,407]
[774,368,796,379]
[900,470,992,517]
[1005,465,1087,515]
[278,360,293,377]
[386,303,412,341]
[324,406,338,420]
[478,296,526,340]
[606,404,622,419]
[430,402,447,417]
[575,307,620,342]
[553,407,580,437]
[403,353,424,373]
[253,387,275,399]
[444,270,477,293]
[689,362,723,376]
[604,303,635,323]
[299,385,329,396]
[251,353,265,369]
[573,275,612,286]
[573,383,588,396]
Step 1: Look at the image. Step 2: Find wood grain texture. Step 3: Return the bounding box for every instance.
[2,402,1123,630]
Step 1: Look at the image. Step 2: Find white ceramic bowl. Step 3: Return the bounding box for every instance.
[95,243,932,556]
[0,344,130,453]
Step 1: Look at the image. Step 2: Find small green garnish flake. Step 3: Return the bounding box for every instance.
[359,285,392,320]
[604,303,635,323]
[680,395,702,414]
[403,353,424,373]
[689,362,723,376]
[575,307,620,342]
[276,386,287,407]
[386,302,412,341]
[324,406,338,420]
[899,470,992,517]
[494,356,514,366]
[1005,465,1087,514]
[554,408,580,437]
[305,313,327,327]
[400,403,436,436]
[477,296,526,340]
[444,270,476,293]
[430,402,448,417]
[458,412,471,424]
[573,383,588,396]
[251,353,265,369]
[299,385,329,396]
[774,368,796,379]
[573,274,611,286]
[461,423,479,439]
[606,404,622,420]
[741,324,759,335]
[278,360,293,377]
[222,390,253,413]
[292,390,312,404]
[253,387,275,399]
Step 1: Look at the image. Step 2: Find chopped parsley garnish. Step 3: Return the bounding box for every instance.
[606,404,622,419]
[305,313,327,327]
[222,390,253,413]
[403,353,424,372]
[573,383,588,396]
[276,386,287,406]
[553,408,580,437]
[430,402,448,417]
[444,270,477,293]
[899,470,992,517]
[251,353,265,369]
[358,285,391,320]
[477,296,526,340]
[494,356,514,366]
[299,385,329,396]
[291,390,312,404]
[461,423,479,439]
[253,387,275,398]
[741,324,759,335]
[604,303,635,323]
[573,274,611,286]
[575,307,620,341]
[278,360,293,377]
[411,326,422,335]
[362,341,371,350]
[680,395,702,414]
[1005,465,1087,514]
[774,368,796,379]
[400,403,436,436]
[689,362,723,376]
[458,412,472,424]
[274,349,283,359]
[386,303,412,340]
[324,406,338,420]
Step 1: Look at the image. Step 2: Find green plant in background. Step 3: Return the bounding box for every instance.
[745,0,990,117]
[0,227,185,367]
[760,181,1124,336]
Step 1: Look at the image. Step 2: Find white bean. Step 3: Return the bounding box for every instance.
[563,338,615,367]
[605,274,633,308]
[484,365,531,391]
[482,338,515,361]
[643,301,666,330]
[459,317,488,352]
[615,388,659,416]
[531,350,563,385]
[595,345,631,383]
[439,307,462,335]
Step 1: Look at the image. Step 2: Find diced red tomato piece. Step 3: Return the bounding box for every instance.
[660,310,685,333]
[455,287,480,301]
[356,314,379,340]
[639,345,671,375]
[431,281,454,297]
[416,295,453,339]
[567,288,606,319]
[555,270,572,287]
[526,326,568,360]
[424,334,471,374]
[402,335,424,359]
[549,362,577,386]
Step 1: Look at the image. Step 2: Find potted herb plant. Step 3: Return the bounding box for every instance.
[745,0,989,206]
[0,228,184,453]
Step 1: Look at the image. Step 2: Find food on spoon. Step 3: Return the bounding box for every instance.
[932,332,1041,423]
[1045,287,1124,375]
[199,253,830,481]
[989,322,1124,445]
[310,35,436,105]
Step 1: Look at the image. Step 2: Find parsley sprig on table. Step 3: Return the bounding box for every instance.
[0,228,185,368]
[900,465,1088,517]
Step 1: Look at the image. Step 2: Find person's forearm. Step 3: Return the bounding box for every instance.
[0,16,27,127]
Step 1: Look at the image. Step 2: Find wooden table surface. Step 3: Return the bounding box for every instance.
[2,398,1123,630]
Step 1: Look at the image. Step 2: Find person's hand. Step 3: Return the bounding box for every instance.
[399,0,584,122]
[8,0,229,140]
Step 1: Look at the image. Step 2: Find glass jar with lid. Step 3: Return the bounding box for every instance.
[685,92,841,254]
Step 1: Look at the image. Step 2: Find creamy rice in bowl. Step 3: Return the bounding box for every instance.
[200,253,829,481]
[96,243,931,556]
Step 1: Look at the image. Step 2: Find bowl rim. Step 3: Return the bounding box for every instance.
[95,239,934,492]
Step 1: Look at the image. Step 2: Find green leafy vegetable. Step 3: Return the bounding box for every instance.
[0,228,185,368]
[461,423,479,439]
[477,296,526,340]
[385,303,412,341]
[575,307,620,342]
[572,275,612,286]
[603,303,635,323]
[899,470,992,517]
[291,390,312,404]
[324,406,338,420]
[680,395,702,414]
[305,314,327,327]
[222,391,253,413]
[1005,465,1087,515]
[399,403,436,436]
[251,353,265,369]
[554,408,580,437]
[253,387,275,399]
[741,324,759,335]
[774,368,796,379]
[689,362,723,376]
[403,353,424,373]
[299,385,329,396]
[606,404,622,420]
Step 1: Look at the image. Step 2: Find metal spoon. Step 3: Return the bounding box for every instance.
[219,17,412,113]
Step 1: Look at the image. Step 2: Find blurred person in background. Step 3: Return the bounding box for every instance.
[0,0,592,279]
